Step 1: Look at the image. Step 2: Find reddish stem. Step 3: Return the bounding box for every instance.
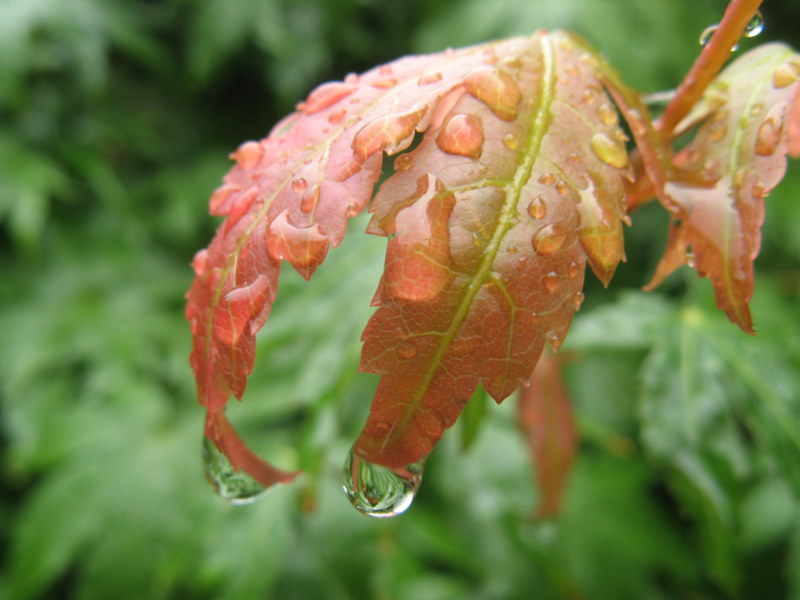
[657,0,764,136]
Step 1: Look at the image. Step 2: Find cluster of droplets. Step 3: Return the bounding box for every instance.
[342,450,425,518]
[699,11,764,49]
[202,437,268,505]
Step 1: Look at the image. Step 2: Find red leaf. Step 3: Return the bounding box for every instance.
[352,32,633,468]
[518,352,577,519]
[645,44,800,333]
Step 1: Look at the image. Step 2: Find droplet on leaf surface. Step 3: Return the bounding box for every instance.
[203,437,267,505]
[302,81,357,114]
[436,114,484,158]
[772,62,800,88]
[755,116,782,156]
[527,197,547,219]
[589,132,629,169]
[343,450,424,518]
[532,224,567,255]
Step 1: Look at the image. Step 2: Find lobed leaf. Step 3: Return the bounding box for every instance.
[645,44,800,333]
[353,32,634,468]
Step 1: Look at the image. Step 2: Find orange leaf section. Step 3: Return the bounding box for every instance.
[354,32,632,468]
[645,45,800,333]
[186,34,589,479]
[518,352,577,519]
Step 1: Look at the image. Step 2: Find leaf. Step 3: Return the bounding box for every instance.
[518,352,577,518]
[353,32,633,468]
[645,44,800,333]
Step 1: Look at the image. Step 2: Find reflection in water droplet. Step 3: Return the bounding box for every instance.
[744,11,764,37]
[699,25,717,46]
[773,62,800,88]
[343,450,424,518]
[203,437,267,505]
[527,197,547,219]
[597,104,616,126]
[436,114,484,158]
[755,118,781,156]
[394,153,415,171]
[544,272,560,292]
[590,133,629,169]
[292,178,308,194]
[532,224,567,255]
[397,340,418,359]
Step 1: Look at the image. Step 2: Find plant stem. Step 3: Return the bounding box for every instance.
[657,0,764,136]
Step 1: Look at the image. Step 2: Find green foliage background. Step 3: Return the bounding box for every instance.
[1,1,800,598]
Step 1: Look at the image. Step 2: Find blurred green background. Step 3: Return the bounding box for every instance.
[2,0,800,598]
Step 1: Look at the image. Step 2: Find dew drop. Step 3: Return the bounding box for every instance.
[597,103,616,126]
[772,62,800,88]
[699,25,718,46]
[530,312,539,325]
[232,141,263,169]
[567,260,581,278]
[532,224,567,255]
[299,185,320,213]
[436,114,484,158]
[547,331,564,351]
[555,180,571,196]
[572,291,585,310]
[537,172,556,186]
[686,252,697,269]
[191,249,208,276]
[527,196,547,219]
[503,133,519,151]
[394,153,415,171]
[754,117,781,156]
[203,437,267,505]
[292,177,308,194]
[752,182,768,198]
[343,450,424,518]
[463,67,522,121]
[544,272,560,292]
[397,340,418,359]
[372,77,398,89]
[418,72,443,85]
[743,11,764,38]
[590,132,629,169]
[581,87,598,105]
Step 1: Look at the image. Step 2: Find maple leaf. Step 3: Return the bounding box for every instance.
[186,30,641,484]
[644,44,800,333]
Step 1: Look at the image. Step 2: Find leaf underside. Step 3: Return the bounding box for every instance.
[645,44,800,334]
[186,30,636,478]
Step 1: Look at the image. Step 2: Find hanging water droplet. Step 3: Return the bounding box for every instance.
[590,133,629,169]
[772,62,800,88]
[203,437,267,505]
[343,450,424,518]
[572,291,585,310]
[532,224,567,255]
[394,153,415,171]
[544,272,560,292]
[436,114,484,158]
[597,104,616,126]
[699,25,718,46]
[527,196,547,219]
[743,11,764,38]
[755,117,781,156]
[547,331,564,351]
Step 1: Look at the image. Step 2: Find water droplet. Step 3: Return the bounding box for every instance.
[581,87,598,105]
[203,437,267,505]
[750,103,764,117]
[302,82,357,114]
[773,62,800,88]
[527,196,547,219]
[752,182,768,198]
[755,117,781,156]
[292,177,308,194]
[567,261,581,278]
[343,450,423,518]
[394,153,415,171]
[744,11,764,37]
[379,65,394,76]
[418,72,443,85]
[353,107,428,159]
[547,331,564,351]
[503,133,519,151]
[699,25,718,46]
[597,103,616,126]
[436,114,484,158]
[397,340,418,359]
[707,121,727,142]
[555,180,571,196]
[537,173,556,186]
[572,291,585,310]
[191,249,208,276]
[507,246,518,254]
[299,185,320,213]
[463,67,522,121]
[328,109,347,125]
[590,132,629,169]
[686,252,697,269]
[372,77,398,89]
[544,272,560,292]
[532,224,567,255]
